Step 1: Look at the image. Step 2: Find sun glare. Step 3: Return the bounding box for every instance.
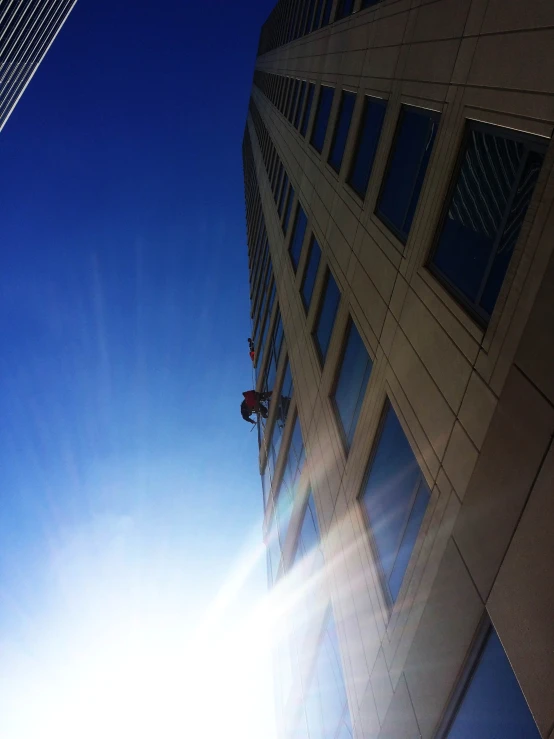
[0,519,277,739]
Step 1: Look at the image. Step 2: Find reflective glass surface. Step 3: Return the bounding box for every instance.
[333,320,372,447]
[431,127,545,323]
[289,205,308,271]
[313,271,341,362]
[328,91,356,173]
[311,86,335,153]
[361,403,430,602]
[274,415,305,550]
[301,83,316,137]
[294,81,307,129]
[446,628,540,739]
[293,493,323,572]
[283,185,295,233]
[301,610,353,739]
[348,96,386,198]
[288,79,301,122]
[335,0,355,20]
[278,174,289,216]
[377,106,439,242]
[301,236,321,311]
[321,0,333,26]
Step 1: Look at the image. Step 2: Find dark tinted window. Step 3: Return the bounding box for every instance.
[361,403,430,602]
[335,0,355,20]
[283,186,295,233]
[313,271,341,362]
[377,106,439,243]
[361,0,382,7]
[445,628,540,739]
[311,86,335,153]
[288,79,301,122]
[333,320,372,447]
[289,205,308,271]
[312,0,324,30]
[430,124,545,324]
[301,236,321,311]
[301,83,316,137]
[321,0,333,26]
[294,81,307,129]
[328,91,356,173]
[348,96,387,198]
[278,174,289,216]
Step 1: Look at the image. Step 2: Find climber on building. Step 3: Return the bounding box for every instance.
[241,390,272,425]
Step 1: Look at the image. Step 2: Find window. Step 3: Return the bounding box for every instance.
[278,174,289,216]
[376,106,440,243]
[321,0,333,26]
[300,610,352,739]
[274,415,305,550]
[335,0,355,20]
[284,77,295,116]
[361,0,382,7]
[301,83,316,138]
[301,236,321,311]
[441,626,540,738]
[311,0,324,31]
[429,123,546,324]
[328,91,356,174]
[289,204,308,271]
[313,269,341,363]
[283,186,295,233]
[288,79,301,122]
[360,402,430,603]
[294,80,307,129]
[332,319,372,447]
[311,86,335,154]
[348,96,387,198]
[293,493,323,571]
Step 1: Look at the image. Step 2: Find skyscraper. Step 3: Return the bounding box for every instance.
[243,1,554,737]
[0,0,78,132]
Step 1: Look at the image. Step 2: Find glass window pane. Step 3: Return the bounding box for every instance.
[348,96,387,198]
[301,83,316,137]
[283,186,295,233]
[333,321,372,447]
[278,174,289,216]
[313,271,341,362]
[289,205,308,271]
[328,91,356,173]
[311,86,335,154]
[361,403,429,602]
[321,0,333,26]
[301,236,321,311]
[335,0,355,20]
[446,629,541,739]
[377,106,439,242]
[294,81,307,129]
[431,127,545,322]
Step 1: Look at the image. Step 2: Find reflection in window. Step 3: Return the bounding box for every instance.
[300,609,353,739]
[444,626,540,739]
[430,125,545,324]
[274,415,305,551]
[289,204,308,271]
[293,493,323,572]
[283,185,295,234]
[332,319,372,447]
[311,86,335,154]
[328,91,356,174]
[348,96,386,198]
[294,80,307,129]
[335,0,355,20]
[313,270,341,363]
[301,236,321,312]
[361,402,430,602]
[377,106,439,243]
[301,83,316,138]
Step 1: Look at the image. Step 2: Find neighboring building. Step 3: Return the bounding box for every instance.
[243,1,554,737]
[0,0,78,132]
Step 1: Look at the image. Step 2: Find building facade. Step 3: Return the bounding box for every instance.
[0,0,78,132]
[242,1,554,737]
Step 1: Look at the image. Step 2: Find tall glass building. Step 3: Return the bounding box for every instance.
[243,1,554,737]
[0,0,78,132]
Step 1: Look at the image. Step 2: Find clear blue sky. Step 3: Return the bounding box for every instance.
[0,1,277,736]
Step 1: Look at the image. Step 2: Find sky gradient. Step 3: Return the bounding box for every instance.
[0,1,277,736]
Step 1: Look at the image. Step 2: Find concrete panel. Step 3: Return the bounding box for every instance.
[411,0,471,42]
[488,442,554,738]
[378,675,421,739]
[453,366,554,600]
[458,370,498,450]
[371,648,394,725]
[442,421,479,501]
[403,540,484,739]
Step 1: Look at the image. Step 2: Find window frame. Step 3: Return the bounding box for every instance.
[426,119,548,327]
[311,267,341,366]
[327,89,357,175]
[347,94,387,200]
[300,234,322,313]
[310,85,335,154]
[375,104,441,245]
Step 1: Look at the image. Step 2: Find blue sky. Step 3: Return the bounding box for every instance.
[0,1,277,736]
